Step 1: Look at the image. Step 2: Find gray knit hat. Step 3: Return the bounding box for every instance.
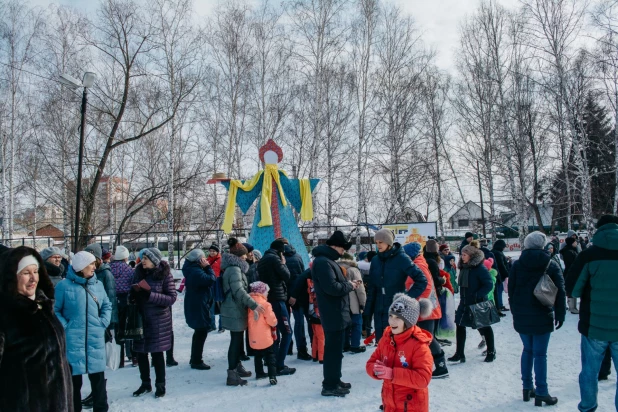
[85,243,103,259]
[524,231,547,250]
[252,250,262,260]
[186,248,206,262]
[40,246,67,261]
[388,293,433,328]
[140,247,163,266]
[375,229,395,247]
[425,239,439,254]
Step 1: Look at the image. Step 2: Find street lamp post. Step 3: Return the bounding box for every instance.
[59,72,96,253]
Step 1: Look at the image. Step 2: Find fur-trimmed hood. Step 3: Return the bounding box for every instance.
[458,246,485,269]
[221,252,250,274]
[338,259,358,268]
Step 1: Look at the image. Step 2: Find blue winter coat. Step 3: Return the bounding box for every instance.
[508,249,566,335]
[182,259,216,331]
[365,243,428,317]
[54,267,112,375]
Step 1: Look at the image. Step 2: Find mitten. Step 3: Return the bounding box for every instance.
[373,362,393,380]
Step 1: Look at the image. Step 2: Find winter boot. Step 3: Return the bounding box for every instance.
[166,356,178,367]
[190,362,211,370]
[133,383,152,397]
[484,351,496,362]
[523,388,536,402]
[432,353,449,379]
[154,383,166,398]
[236,362,252,378]
[297,349,313,361]
[276,365,296,376]
[478,336,486,349]
[81,393,93,409]
[568,297,579,314]
[349,346,367,354]
[269,377,278,385]
[448,353,466,363]
[226,369,248,386]
[535,394,558,406]
[321,387,350,397]
[338,380,352,389]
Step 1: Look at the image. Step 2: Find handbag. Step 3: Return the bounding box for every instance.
[534,260,558,307]
[460,299,501,329]
[123,303,144,340]
[105,336,121,371]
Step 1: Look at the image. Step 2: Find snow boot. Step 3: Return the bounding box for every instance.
[523,389,536,402]
[276,365,296,376]
[321,387,349,397]
[297,349,313,361]
[535,394,558,406]
[190,362,211,370]
[226,369,248,386]
[236,362,252,378]
[338,380,352,389]
[133,384,152,397]
[349,346,367,354]
[568,297,579,314]
[432,353,449,379]
[154,383,166,398]
[269,377,278,386]
[81,393,93,409]
[484,351,496,363]
[448,353,466,363]
[255,372,269,380]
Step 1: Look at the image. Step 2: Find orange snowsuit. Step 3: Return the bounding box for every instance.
[366,325,433,412]
[247,293,278,350]
[405,255,441,321]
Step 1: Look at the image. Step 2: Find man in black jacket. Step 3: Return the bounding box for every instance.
[280,239,311,360]
[258,240,295,375]
[312,231,359,397]
[491,239,510,312]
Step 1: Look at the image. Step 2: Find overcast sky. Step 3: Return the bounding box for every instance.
[31,0,522,70]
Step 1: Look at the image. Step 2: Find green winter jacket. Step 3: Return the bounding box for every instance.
[220,253,258,332]
[565,223,618,342]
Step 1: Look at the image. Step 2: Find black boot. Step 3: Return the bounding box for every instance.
[190,362,211,370]
[227,369,247,386]
[432,353,449,379]
[535,395,558,406]
[133,384,152,397]
[484,351,496,362]
[448,353,466,363]
[155,383,166,398]
[81,393,93,409]
[297,349,313,360]
[523,388,536,402]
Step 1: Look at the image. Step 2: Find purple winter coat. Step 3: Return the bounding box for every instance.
[110,260,135,294]
[130,261,177,353]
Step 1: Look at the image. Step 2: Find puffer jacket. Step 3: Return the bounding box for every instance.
[492,240,510,281]
[54,267,112,375]
[182,259,216,331]
[455,247,493,325]
[284,245,305,307]
[247,293,278,350]
[258,249,291,303]
[130,262,177,353]
[220,253,258,332]
[96,262,118,325]
[207,254,222,277]
[110,260,134,294]
[365,244,428,318]
[405,255,441,322]
[509,249,566,335]
[46,261,64,287]
[366,325,433,412]
[338,260,367,315]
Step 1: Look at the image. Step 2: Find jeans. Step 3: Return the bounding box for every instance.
[272,301,293,369]
[600,348,613,379]
[292,307,308,352]
[495,282,504,308]
[519,333,551,396]
[374,312,389,343]
[228,331,244,370]
[137,352,165,385]
[347,313,363,348]
[254,344,277,377]
[190,328,208,365]
[323,329,345,389]
[72,371,108,412]
[578,335,618,412]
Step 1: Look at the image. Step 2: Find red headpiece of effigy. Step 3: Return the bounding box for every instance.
[259,139,284,163]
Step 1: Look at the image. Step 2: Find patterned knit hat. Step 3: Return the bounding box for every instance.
[140,248,163,267]
[389,293,432,329]
[250,281,270,295]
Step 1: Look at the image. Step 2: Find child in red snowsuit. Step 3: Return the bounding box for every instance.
[366,293,434,412]
[307,278,325,362]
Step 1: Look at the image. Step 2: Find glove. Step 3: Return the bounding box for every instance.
[555,320,564,330]
[373,361,393,380]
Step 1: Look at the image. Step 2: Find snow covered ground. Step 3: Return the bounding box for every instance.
[90,291,616,412]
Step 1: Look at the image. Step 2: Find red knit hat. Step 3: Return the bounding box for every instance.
[439,244,450,252]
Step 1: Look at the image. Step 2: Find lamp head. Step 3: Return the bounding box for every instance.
[82,72,96,88]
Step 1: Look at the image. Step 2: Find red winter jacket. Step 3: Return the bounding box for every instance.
[405,255,441,321]
[208,254,222,277]
[366,325,433,412]
[439,269,454,294]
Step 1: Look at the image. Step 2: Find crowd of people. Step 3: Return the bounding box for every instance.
[0,216,617,411]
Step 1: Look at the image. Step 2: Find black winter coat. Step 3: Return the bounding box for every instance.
[481,247,497,269]
[182,259,216,330]
[290,268,311,311]
[284,245,305,307]
[246,261,260,285]
[365,244,427,317]
[508,249,566,335]
[258,249,291,303]
[560,246,578,276]
[0,291,73,412]
[455,247,494,325]
[492,240,510,281]
[311,245,353,332]
[423,252,444,295]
